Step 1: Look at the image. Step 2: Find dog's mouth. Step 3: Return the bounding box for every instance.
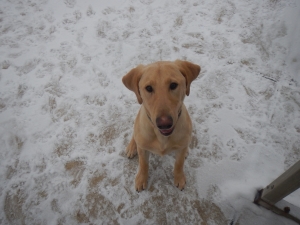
[156,109,182,137]
[146,108,182,137]
[159,127,174,136]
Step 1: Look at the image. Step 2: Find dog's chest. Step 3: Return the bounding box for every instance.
[145,136,185,156]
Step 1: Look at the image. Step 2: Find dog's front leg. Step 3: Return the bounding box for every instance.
[174,148,187,190]
[135,147,149,192]
[126,136,137,158]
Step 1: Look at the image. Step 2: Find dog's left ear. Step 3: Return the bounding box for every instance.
[175,60,201,96]
[122,65,144,104]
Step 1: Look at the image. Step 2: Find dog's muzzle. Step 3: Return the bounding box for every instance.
[154,109,182,137]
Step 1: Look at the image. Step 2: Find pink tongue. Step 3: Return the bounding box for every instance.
[161,128,172,134]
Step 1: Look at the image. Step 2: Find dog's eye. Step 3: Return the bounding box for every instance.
[145,85,153,93]
[170,82,178,90]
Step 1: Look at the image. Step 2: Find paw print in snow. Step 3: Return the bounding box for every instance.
[226,139,236,150]
[64,0,76,8]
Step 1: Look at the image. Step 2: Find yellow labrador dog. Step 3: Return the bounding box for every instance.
[122,60,200,191]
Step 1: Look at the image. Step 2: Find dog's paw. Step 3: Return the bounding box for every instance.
[126,147,137,158]
[174,173,186,191]
[185,150,189,159]
[126,138,137,158]
[135,172,148,192]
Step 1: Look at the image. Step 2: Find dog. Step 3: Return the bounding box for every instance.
[122,60,201,191]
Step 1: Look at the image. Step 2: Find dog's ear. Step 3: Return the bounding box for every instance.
[122,65,144,104]
[175,60,201,96]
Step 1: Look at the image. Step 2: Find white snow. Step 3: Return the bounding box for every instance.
[0,0,299,224]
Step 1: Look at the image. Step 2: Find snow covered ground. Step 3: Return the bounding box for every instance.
[0,0,299,224]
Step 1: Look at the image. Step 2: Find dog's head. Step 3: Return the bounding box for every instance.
[122,60,201,136]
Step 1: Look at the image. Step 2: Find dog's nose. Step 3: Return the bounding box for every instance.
[156,116,173,130]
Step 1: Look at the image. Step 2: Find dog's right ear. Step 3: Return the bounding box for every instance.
[122,65,144,104]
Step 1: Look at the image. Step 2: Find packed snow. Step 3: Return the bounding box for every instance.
[0,0,299,224]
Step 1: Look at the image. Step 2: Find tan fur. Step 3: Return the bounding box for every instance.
[122,60,201,191]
